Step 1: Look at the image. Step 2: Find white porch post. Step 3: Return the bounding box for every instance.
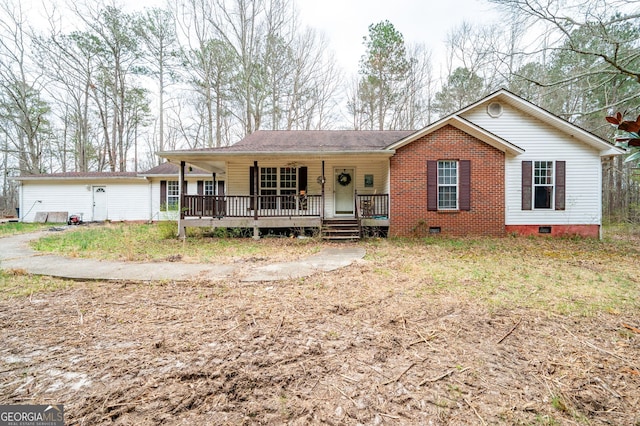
[178,161,186,238]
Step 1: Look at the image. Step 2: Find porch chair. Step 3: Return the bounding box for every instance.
[360,189,376,217]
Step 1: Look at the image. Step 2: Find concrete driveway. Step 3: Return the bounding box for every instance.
[0,228,365,283]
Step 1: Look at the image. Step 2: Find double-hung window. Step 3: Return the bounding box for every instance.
[533,161,553,209]
[521,160,565,211]
[260,167,278,209]
[280,167,297,209]
[438,160,458,210]
[204,180,214,196]
[167,180,179,210]
[427,160,470,212]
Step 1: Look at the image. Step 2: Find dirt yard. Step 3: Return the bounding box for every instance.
[1,250,639,426]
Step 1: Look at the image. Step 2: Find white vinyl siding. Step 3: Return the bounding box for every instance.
[462,103,603,226]
[19,180,151,222]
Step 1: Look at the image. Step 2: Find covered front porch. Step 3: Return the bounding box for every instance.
[159,130,410,239]
[173,160,391,239]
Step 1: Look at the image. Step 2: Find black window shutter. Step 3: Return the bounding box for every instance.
[459,160,471,211]
[197,180,203,195]
[427,160,437,211]
[555,161,566,210]
[299,167,307,192]
[522,161,532,210]
[160,180,167,211]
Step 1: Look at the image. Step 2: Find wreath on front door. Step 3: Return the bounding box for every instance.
[337,172,352,186]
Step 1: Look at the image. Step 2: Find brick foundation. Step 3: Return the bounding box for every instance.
[505,225,600,238]
[389,125,505,237]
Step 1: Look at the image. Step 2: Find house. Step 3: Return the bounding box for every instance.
[158,89,622,238]
[14,164,223,223]
[16,90,622,238]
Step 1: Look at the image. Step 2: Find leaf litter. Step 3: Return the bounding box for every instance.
[0,240,639,425]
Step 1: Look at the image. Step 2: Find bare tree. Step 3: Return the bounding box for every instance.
[0,0,51,174]
[70,1,145,171]
[177,0,226,147]
[35,25,102,172]
[135,7,179,162]
[177,0,341,140]
[207,0,266,136]
[489,0,640,88]
[445,21,513,91]
[391,43,434,129]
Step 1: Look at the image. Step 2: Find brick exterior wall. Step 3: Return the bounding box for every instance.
[389,125,505,237]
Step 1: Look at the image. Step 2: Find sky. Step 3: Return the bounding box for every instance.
[20,0,501,77]
[295,0,501,75]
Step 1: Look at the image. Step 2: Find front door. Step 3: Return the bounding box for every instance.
[334,168,354,215]
[93,186,108,221]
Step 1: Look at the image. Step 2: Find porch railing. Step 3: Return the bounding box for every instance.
[356,193,390,218]
[182,194,322,218]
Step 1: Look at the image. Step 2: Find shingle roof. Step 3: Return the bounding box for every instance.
[233,130,415,151]
[140,162,211,175]
[15,171,139,180]
[162,130,416,154]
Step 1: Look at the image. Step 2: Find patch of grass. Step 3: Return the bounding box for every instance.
[534,414,561,425]
[551,395,568,412]
[0,270,72,299]
[31,222,321,263]
[20,222,640,316]
[0,222,49,236]
[362,225,640,316]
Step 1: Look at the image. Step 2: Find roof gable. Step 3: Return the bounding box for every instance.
[458,89,624,156]
[387,115,525,155]
[388,89,623,158]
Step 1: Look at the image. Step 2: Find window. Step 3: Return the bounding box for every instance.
[167,180,179,210]
[438,161,458,210]
[204,180,214,196]
[280,167,297,209]
[533,161,553,209]
[260,167,278,209]
[521,160,565,211]
[250,166,306,210]
[427,160,470,212]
